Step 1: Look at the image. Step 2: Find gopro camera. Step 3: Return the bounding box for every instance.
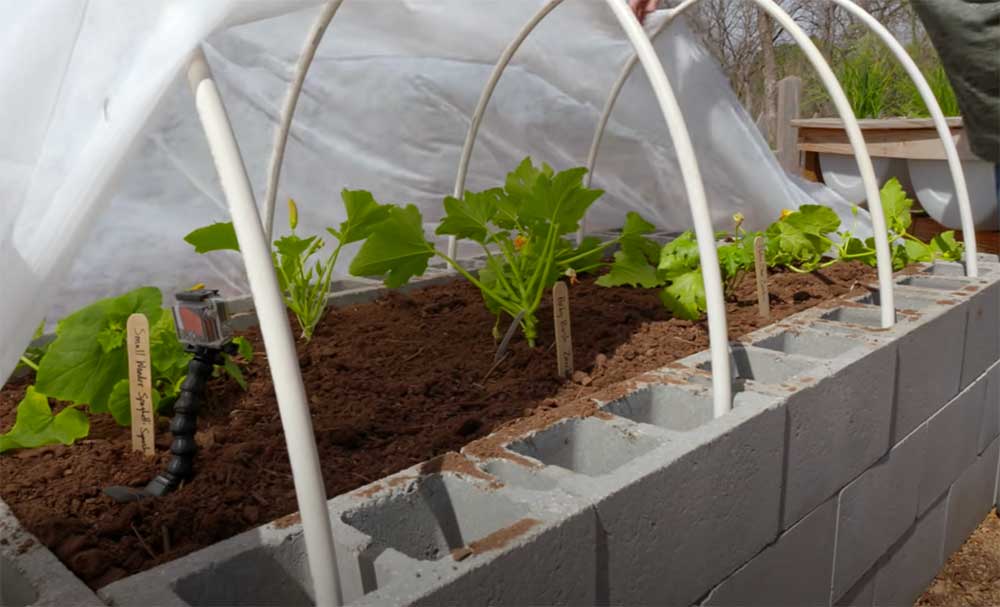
[172,289,232,349]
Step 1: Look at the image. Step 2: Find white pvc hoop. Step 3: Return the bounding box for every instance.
[584,0,896,327]
[263,0,346,242]
[451,0,733,417]
[188,49,343,607]
[587,0,978,279]
[828,0,978,277]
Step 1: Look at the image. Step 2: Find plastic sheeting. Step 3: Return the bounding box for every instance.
[1,0,865,381]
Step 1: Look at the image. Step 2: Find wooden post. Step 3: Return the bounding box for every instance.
[753,237,770,320]
[126,314,156,456]
[552,282,573,378]
[776,76,802,173]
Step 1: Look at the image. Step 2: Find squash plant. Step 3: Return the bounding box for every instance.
[596,213,760,320]
[1,287,250,453]
[185,194,388,341]
[348,158,657,345]
[600,178,964,320]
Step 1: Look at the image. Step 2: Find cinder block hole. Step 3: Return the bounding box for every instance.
[922,263,993,277]
[507,417,659,477]
[821,306,884,327]
[697,346,818,385]
[480,459,557,491]
[753,330,863,359]
[856,291,936,311]
[0,556,36,607]
[172,546,314,607]
[896,275,971,291]
[342,474,528,561]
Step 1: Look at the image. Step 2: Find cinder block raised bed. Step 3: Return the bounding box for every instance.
[6,257,1000,606]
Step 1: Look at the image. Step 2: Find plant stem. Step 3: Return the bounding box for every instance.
[434,250,520,315]
[558,237,620,267]
[18,356,38,371]
[482,246,523,302]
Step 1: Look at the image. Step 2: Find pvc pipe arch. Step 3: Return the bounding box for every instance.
[587,0,978,279]
[582,0,897,328]
[263,0,347,243]
[449,0,733,417]
[827,0,978,277]
[188,49,343,607]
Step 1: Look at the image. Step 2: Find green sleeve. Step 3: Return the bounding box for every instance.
[911,0,1000,163]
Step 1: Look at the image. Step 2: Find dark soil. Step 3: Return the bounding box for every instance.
[0,263,877,588]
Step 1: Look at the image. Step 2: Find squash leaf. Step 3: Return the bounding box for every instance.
[349,204,434,288]
[36,287,163,413]
[0,387,89,453]
[184,222,240,253]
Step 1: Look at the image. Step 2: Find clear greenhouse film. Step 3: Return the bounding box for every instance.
[0,0,866,383]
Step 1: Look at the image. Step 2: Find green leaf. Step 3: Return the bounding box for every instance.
[331,189,391,244]
[274,234,317,260]
[149,313,190,382]
[717,241,754,281]
[504,157,551,202]
[107,379,162,426]
[783,205,841,236]
[658,232,701,278]
[660,269,706,321]
[518,166,602,235]
[904,238,934,264]
[233,336,254,362]
[766,220,829,270]
[0,387,89,453]
[879,178,913,234]
[596,250,664,288]
[221,356,248,391]
[96,322,125,354]
[840,236,876,265]
[891,242,911,271]
[930,231,964,261]
[349,204,434,288]
[184,222,240,253]
[36,287,163,413]
[619,212,660,262]
[435,189,500,244]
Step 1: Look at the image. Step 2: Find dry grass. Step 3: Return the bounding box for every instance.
[916,510,1000,607]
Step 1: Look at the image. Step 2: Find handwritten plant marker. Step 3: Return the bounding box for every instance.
[753,236,770,319]
[552,281,573,378]
[126,314,156,456]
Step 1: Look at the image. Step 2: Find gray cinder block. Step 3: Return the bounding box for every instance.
[832,423,928,599]
[978,361,1000,455]
[816,288,965,445]
[0,499,103,607]
[835,565,876,607]
[943,438,1000,558]
[918,378,988,514]
[768,330,896,530]
[871,493,947,607]
[897,271,1000,389]
[701,497,837,607]
[505,382,786,607]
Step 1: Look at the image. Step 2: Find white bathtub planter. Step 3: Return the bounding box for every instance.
[819,153,894,204]
[909,158,999,230]
[798,117,997,232]
[2,256,993,607]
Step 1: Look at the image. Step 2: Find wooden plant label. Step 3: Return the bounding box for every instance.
[126,314,156,456]
[552,282,574,378]
[753,236,770,319]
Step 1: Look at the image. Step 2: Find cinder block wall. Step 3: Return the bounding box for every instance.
[4,259,998,607]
